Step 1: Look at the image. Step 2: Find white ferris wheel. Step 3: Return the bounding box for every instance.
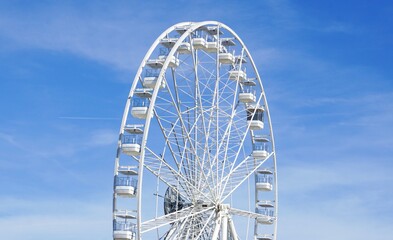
[113,21,278,240]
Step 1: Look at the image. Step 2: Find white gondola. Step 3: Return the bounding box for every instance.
[257,168,273,175]
[247,105,264,130]
[256,235,273,240]
[252,136,270,160]
[220,37,236,46]
[131,106,148,119]
[142,76,166,89]
[206,26,223,35]
[154,55,179,68]
[121,125,143,156]
[160,38,178,48]
[239,80,256,103]
[142,76,165,89]
[256,175,273,191]
[115,176,137,197]
[121,144,140,156]
[115,186,136,196]
[257,200,274,208]
[229,69,247,81]
[256,215,274,225]
[239,91,256,103]
[252,149,268,160]
[115,209,136,219]
[205,41,219,52]
[256,205,275,225]
[218,52,235,64]
[118,165,138,176]
[124,124,143,134]
[113,221,136,240]
[256,182,272,191]
[235,55,247,64]
[113,230,135,240]
[161,55,179,68]
[131,89,152,119]
[192,38,206,49]
[175,25,190,35]
[177,42,191,54]
[146,55,179,69]
[143,68,164,89]
[145,59,163,68]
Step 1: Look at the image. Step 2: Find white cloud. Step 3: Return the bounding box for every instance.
[279,160,393,194]
[0,198,111,240]
[88,129,118,147]
[0,5,162,71]
[322,21,356,33]
[279,205,393,240]
[278,158,393,240]
[0,132,17,146]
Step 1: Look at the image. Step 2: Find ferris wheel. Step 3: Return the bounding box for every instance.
[112,21,278,240]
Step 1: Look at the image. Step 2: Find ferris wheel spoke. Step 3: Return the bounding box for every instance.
[229,207,274,221]
[154,107,197,184]
[140,205,214,233]
[142,149,192,199]
[194,64,223,196]
[216,105,264,191]
[153,106,195,181]
[198,105,218,188]
[182,211,215,239]
[186,43,220,195]
[158,73,201,175]
[167,110,214,195]
[166,218,196,240]
[211,63,244,178]
[220,152,274,201]
[140,206,193,233]
[198,63,217,83]
[163,218,187,240]
[154,105,191,177]
[193,210,216,239]
[171,124,195,181]
[152,109,181,166]
[210,110,242,183]
[215,81,240,187]
[217,115,248,171]
[194,72,218,193]
[144,148,214,202]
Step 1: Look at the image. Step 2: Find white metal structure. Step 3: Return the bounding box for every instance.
[113,21,278,240]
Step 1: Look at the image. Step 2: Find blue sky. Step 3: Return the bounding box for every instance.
[1,0,393,239]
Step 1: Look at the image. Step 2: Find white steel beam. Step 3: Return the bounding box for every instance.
[228,215,239,240]
[141,205,214,233]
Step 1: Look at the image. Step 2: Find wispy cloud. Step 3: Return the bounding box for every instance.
[0,197,111,240]
[279,150,393,239]
[87,129,118,147]
[279,204,393,240]
[321,21,357,33]
[0,132,18,147]
[280,160,393,195]
[0,4,165,71]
